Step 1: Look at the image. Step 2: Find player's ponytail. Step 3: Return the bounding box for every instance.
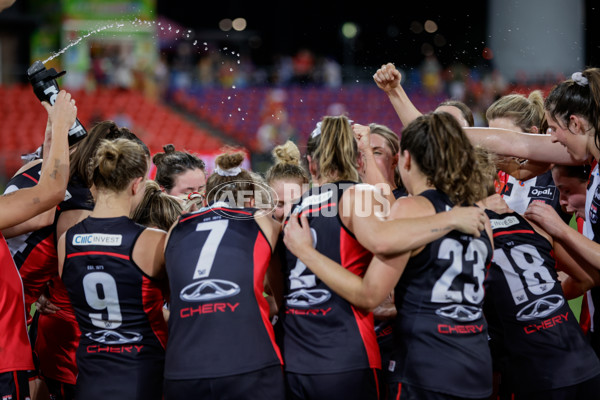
[91,138,148,192]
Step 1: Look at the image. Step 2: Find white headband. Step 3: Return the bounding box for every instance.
[310,119,355,139]
[214,166,242,176]
[572,72,589,87]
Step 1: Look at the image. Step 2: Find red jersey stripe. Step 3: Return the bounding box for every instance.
[66,251,130,260]
[22,173,39,184]
[252,231,283,364]
[19,233,57,313]
[0,234,34,373]
[141,276,168,350]
[493,229,535,238]
[180,207,252,223]
[340,229,380,370]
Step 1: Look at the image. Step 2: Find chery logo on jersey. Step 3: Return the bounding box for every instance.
[73,233,122,246]
[528,186,556,200]
[285,288,331,308]
[86,329,143,345]
[435,304,482,322]
[516,294,564,322]
[180,279,241,302]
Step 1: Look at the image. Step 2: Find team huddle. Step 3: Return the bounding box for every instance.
[2,64,600,400]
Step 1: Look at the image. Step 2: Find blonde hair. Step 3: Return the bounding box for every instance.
[265,140,310,185]
[486,90,546,133]
[312,115,359,182]
[369,123,402,189]
[91,139,148,192]
[131,180,183,230]
[250,171,274,210]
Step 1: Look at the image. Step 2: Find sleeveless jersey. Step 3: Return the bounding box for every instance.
[3,162,42,257]
[375,186,406,371]
[390,189,493,398]
[498,170,568,221]
[584,162,600,345]
[62,216,166,399]
[281,181,380,374]
[484,210,600,393]
[21,179,93,385]
[164,204,282,379]
[0,233,35,374]
[17,178,93,313]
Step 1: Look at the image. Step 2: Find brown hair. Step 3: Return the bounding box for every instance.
[131,180,183,231]
[205,151,255,207]
[474,146,499,197]
[265,140,310,186]
[70,120,149,187]
[486,90,547,133]
[311,115,359,182]
[438,100,475,127]
[91,139,148,192]
[545,68,600,151]
[401,112,487,205]
[551,164,591,183]
[153,144,206,193]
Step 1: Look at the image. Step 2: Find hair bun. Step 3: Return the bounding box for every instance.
[272,141,301,166]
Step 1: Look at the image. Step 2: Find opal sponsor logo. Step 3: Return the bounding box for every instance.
[73,234,122,246]
[528,186,555,200]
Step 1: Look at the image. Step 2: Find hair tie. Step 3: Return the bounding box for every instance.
[310,122,322,138]
[572,72,589,87]
[214,166,242,176]
[21,146,42,162]
[310,119,355,139]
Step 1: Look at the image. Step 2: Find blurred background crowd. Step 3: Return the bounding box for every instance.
[0,0,597,180]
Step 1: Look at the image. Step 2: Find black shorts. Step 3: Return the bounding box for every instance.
[514,373,600,400]
[45,377,75,400]
[286,368,379,400]
[389,382,489,400]
[164,365,284,400]
[0,370,31,400]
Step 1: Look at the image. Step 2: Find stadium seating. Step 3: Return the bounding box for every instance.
[0,85,225,178]
[173,86,448,152]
